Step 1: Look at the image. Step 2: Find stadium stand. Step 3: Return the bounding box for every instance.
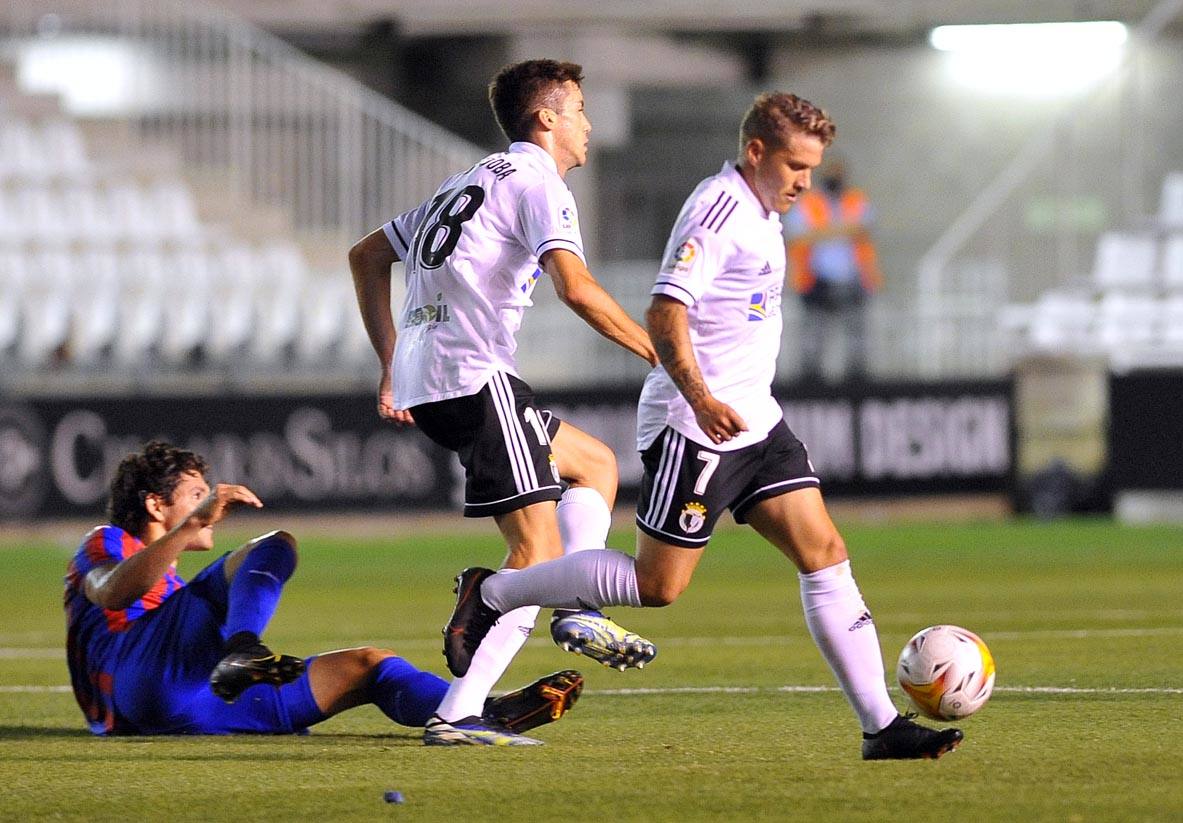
[1001,173,1183,366]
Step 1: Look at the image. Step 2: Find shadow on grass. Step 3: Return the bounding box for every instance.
[0,725,423,744]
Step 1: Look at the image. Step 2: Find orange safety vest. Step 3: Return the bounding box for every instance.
[788,188,883,295]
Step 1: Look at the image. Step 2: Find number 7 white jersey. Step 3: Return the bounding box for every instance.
[382,141,586,408]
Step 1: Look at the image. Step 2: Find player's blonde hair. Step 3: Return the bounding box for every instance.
[738,92,836,158]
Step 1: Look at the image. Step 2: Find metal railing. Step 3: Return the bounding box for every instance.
[1,0,482,241]
[913,0,1183,378]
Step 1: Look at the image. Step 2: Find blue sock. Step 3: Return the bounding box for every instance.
[224,535,297,644]
[370,656,449,727]
[278,659,328,731]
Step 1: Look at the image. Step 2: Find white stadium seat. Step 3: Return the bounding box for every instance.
[1161,234,1183,291]
[249,243,307,363]
[17,248,73,366]
[1161,295,1183,347]
[206,244,258,363]
[1092,231,1158,290]
[1159,172,1183,229]
[1095,291,1158,350]
[0,248,28,353]
[1028,291,1096,353]
[113,247,168,367]
[149,180,203,241]
[61,183,119,243]
[295,276,351,364]
[159,246,214,365]
[70,247,122,365]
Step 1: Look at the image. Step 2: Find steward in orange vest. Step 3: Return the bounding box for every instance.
[786,175,883,302]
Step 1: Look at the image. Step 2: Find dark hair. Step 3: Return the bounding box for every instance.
[738,92,836,158]
[107,441,208,538]
[488,59,584,143]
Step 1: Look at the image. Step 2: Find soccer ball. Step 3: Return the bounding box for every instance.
[896,625,995,721]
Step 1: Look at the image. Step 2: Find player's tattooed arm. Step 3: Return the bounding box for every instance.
[646,296,748,445]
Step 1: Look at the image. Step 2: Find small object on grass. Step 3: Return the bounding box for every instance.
[383,790,405,804]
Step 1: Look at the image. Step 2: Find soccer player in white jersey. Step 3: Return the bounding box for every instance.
[447,92,966,759]
[349,59,657,746]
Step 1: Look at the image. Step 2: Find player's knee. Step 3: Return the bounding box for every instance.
[249,531,299,579]
[360,647,397,670]
[583,439,617,485]
[636,576,685,608]
[267,530,299,554]
[800,531,848,573]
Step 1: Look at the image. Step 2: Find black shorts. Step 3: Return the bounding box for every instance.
[410,372,563,517]
[635,420,820,548]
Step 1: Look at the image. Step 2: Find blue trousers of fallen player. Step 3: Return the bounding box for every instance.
[107,535,447,734]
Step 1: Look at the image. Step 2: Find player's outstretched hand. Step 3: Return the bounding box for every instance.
[189,484,263,529]
[377,369,415,426]
[693,397,748,445]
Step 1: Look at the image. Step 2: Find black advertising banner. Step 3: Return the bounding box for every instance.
[1109,371,1183,491]
[537,379,1014,499]
[0,379,1014,520]
[0,394,455,520]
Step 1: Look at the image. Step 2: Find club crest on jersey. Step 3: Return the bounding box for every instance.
[559,206,577,229]
[668,239,699,273]
[405,292,451,328]
[548,454,561,483]
[678,501,708,534]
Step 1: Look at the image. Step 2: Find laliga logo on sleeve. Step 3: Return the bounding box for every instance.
[669,239,698,273]
[559,206,576,229]
[678,501,708,534]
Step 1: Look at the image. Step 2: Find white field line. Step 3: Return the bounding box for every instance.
[3,684,1181,696]
[3,625,1182,661]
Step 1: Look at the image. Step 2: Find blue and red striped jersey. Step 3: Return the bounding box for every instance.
[63,525,187,734]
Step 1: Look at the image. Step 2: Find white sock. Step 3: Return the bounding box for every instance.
[481,549,642,612]
[798,560,899,734]
[556,486,611,554]
[434,602,540,722]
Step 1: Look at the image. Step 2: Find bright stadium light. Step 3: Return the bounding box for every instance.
[929,21,1129,96]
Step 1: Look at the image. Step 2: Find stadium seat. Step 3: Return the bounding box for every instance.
[0,247,27,354]
[1159,172,1183,229]
[112,247,168,367]
[17,248,73,367]
[1095,291,1158,351]
[69,247,122,365]
[149,180,203,241]
[11,184,60,243]
[249,243,307,364]
[61,182,119,244]
[40,120,91,179]
[1091,231,1158,290]
[1027,291,1096,353]
[1161,295,1183,348]
[0,189,24,244]
[1161,234,1183,291]
[107,182,159,243]
[295,275,351,364]
[206,244,258,364]
[158,246,214,366]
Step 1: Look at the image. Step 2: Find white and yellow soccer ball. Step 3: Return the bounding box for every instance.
[896,625,995,721]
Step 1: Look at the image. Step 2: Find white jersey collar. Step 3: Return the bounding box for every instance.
[719,162,777,222]
[509,141,560,175]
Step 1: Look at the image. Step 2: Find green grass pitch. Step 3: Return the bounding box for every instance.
[1,517,1181,822]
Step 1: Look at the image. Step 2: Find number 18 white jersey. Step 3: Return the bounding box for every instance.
[637,162,788,452]
[382,141,586,408]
